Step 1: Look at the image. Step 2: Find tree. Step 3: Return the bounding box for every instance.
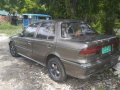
[0,0,120,35]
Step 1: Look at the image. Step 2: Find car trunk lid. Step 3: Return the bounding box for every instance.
[79,35,119,57]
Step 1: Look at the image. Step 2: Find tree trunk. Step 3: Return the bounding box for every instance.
[104,15,115,35]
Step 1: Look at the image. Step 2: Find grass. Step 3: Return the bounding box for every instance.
[0,22,22,36]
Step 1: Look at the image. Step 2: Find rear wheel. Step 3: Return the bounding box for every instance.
[47,57,67,82]
[9,42,19,57]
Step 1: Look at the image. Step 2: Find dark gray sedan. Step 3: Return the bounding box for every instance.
[9,20,120,82]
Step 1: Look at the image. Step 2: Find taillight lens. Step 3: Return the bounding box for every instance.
[80,46,102,56]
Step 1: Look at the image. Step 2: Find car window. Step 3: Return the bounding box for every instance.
[36,22,55,40]
[29,22,39,27]
[23,27,36,37]
[61,22,96,38]
[22,22,40,37]
[80,24,95,34]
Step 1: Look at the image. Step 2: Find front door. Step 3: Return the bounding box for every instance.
[16,37,34,58]
[15,26,36,58]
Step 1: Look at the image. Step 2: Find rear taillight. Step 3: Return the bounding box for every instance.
[80,46,102,56]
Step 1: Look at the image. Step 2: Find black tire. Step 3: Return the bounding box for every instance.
[9,42,19,57]
[47,57,67,82]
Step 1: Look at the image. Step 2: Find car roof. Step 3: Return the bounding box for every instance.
[29,20,86,26]
[37,19,85,23]
[23,14,51,17]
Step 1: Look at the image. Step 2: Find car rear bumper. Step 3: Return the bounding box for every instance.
[61,51,120,79]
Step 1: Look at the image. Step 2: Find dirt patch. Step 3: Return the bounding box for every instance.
[0,34,8,41]
[0,34,120,90]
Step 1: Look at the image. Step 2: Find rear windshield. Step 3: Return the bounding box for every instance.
[61,22,96,38]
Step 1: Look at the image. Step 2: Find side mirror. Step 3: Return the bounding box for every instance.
[18,33,24,37]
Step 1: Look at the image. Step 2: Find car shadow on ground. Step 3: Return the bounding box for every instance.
[1,54,120,90]
[0,46,89,89]
[0,40,120,90]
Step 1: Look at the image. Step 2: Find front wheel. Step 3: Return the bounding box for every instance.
[47,57,67,82]
[9,42,19,57]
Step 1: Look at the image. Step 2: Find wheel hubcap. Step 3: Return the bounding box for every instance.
[10,45,16,55]
[50,63,60,78]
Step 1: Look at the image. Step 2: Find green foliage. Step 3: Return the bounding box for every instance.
[99,85,107,90]
[0,0,47,14]
[92,20,105,34]
[0,23,22,36]
[0,23,18,30]
[115,23,120,29]
[0,0,120,35]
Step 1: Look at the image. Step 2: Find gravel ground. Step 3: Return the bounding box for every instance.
[0,34,120,90]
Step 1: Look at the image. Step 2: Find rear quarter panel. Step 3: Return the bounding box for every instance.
[55,39,87,62]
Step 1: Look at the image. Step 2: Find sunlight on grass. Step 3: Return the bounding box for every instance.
[0,22,22,36]
[116,32,120,38]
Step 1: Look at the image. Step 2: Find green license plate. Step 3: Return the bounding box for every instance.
[102,45,111,54]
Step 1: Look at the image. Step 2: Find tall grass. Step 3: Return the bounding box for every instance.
[0,22,22,36]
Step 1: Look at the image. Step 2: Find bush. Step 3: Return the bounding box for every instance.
[114,23,120,29]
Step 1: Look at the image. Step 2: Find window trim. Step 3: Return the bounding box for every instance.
[35,22,55,41]
[61,22,97,39]
[22,22,41,38]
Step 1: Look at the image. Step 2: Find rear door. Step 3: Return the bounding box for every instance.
[32,22,55,64]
